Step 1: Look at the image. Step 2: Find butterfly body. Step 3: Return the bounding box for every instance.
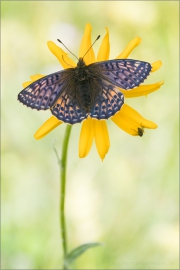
[72,58,93,112]
[18,58,152,124]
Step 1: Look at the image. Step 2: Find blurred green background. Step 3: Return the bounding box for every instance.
[1,1,179,269]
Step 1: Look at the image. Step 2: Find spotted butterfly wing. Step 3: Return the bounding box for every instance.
[50,91,87,124]
[88,59,152,89]
[18,70,74,110]
[18,59,152,124]
[87,78,124,119]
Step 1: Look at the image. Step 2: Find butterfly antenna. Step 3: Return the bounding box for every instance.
[82,35,101,60]
[57,39,79,60]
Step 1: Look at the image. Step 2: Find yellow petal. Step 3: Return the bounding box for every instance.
[30,74,46,81]
[22,81,34,88]
[116,36,141,59]
[34,116,63,140]
[97,27,110,61]
[47,41,76,69]
[111,104,157,136]
[79,23,95,65]
[22,74,46,88]
[120,104,157,128]
[151,60,162,72]
[111,110,139,135]
[79,117,94,158]
[93,119,110,161]
[120,81,164,98]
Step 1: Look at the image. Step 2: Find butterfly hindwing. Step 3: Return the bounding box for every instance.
[18,69,74,110]
[89,59,152,90]
[90,79,124,119]
[51,92,87,124]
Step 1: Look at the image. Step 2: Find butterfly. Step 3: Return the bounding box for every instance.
[18,55,152,124]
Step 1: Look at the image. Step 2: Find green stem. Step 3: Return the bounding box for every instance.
[60,124,72,269]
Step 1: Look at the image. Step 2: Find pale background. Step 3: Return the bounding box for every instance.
[1,1,179,269]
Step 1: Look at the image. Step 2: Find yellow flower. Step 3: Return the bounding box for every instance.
[23,23,164,160]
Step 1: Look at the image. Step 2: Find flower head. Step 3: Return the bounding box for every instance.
[22,23,163,160]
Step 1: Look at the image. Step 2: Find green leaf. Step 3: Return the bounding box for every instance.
[65,242,103,266]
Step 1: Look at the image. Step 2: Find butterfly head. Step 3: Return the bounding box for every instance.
[77,57,86,67]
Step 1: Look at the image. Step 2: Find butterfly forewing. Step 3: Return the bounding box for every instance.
[89,59,152,90]
[18,69,74,110]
